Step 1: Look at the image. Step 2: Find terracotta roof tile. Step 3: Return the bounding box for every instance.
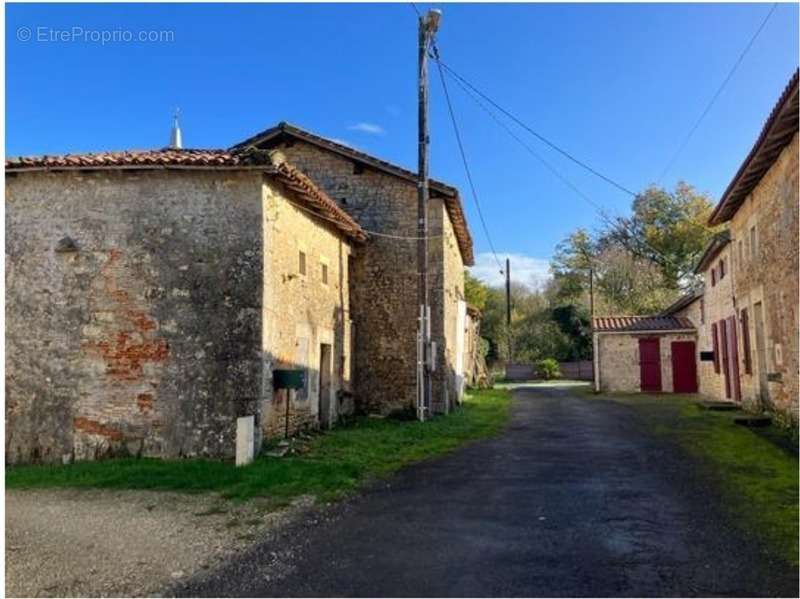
[709,70,799,226]
[592,315,695,333]
[6,148,367,242]
[5,148,267,169]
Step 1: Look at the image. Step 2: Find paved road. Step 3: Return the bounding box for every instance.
[178,385,797,597]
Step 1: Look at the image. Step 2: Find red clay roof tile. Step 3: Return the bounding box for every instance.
[592,315,695,333]
[6,148,367,242]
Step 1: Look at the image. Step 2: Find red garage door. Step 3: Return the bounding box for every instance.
[671,341,698,393]
[639,338,662,392]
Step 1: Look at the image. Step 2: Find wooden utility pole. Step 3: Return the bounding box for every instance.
[416,9,440,421]
[589,266,594,319]
[506,258,512,363]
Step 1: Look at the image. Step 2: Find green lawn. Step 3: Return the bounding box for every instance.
[6,388,511,503]
[591,391,799,566]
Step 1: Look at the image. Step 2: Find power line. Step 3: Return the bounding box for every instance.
[432,43,505,274]
[657,2,778,182]
[438,59,695,284]
[436,60,639,198]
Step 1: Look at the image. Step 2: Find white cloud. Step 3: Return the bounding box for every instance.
[469,252,551,290]
[347,122,385,135]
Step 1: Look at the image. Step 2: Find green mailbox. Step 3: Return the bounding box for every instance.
[273,369,306,390]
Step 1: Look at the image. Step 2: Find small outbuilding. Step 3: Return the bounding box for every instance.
[592,316,698,394]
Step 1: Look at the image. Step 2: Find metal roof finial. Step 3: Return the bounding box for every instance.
[169,107,182,149]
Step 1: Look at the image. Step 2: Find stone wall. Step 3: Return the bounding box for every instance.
[594,332,697,393]
[264,140,466,414]
[696,244,736,402]
[727,133,799,422]
[6,170,264,463]
[260,180,354,438]
[431,201,467,412]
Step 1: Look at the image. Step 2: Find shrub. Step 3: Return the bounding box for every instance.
[536,358,561,380]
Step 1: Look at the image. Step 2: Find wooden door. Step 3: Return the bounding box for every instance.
[727,316,742,403]
[671,341,698,393]
[639,338,662,392]
[318,343,332,429]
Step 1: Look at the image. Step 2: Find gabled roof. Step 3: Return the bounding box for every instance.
[693,230,731,274]
[231,122,474,265]
[592,315,695,334]
[662,288,703,316]
[5,148,367,242]
[709,70,799,226]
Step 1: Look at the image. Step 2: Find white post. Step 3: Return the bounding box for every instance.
[236,415,255,466]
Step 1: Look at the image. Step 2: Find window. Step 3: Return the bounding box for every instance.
[321,262,329,285]
[738,240,744,267]
[700,298,705,324]
[711,267,716,287]
[750,225,757,258]
[298,250,307,276]
[718,258,725,280]
[711,322,720,373]
[741,309,752,375]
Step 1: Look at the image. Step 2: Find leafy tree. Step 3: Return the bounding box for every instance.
[604,182,716,287]
[464,270,489,312]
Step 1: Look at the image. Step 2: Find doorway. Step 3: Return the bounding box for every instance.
[753,302,770,408]
[639,338,662,392]
[318,343,332,429]
[671,341,698,393]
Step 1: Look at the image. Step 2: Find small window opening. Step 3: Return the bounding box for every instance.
[299,251,307,276]
[353,162,365,175]
[321,262,329,285]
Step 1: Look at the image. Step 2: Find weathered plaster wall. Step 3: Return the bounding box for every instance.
[267,140,465,414]
[595,332,697,393]
[728,133,799,422]
[6,170,264,463]
[260,180,354,438]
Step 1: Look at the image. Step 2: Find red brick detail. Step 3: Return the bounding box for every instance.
[73,417,123,440]
[136,393,154,413]
[82,249,169,381]
[83,333,168,381]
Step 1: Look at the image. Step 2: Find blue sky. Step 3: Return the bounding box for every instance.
[6,3,799,287]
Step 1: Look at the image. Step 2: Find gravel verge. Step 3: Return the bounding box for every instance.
[5,488,314,598]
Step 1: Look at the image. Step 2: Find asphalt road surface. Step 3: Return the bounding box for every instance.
[176,385,798,597]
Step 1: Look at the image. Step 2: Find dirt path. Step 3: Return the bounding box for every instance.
[177,384,797,597]
[5,489,313,597]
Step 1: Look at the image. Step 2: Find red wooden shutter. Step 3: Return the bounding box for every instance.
[741,309,752,375]
[720,320,731,399]
[711,322,720,373]
[728,316,741,402]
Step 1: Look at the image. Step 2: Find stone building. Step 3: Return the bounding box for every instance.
[699,70,799,423]
[592,316,698,393]
[5,147,366,463]
[690,232,740,403]
[233,123,474,414]
[463,305,486,388]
